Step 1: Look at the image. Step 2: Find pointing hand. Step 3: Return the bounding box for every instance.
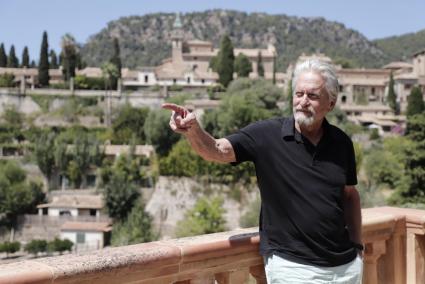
[162,103,198,134]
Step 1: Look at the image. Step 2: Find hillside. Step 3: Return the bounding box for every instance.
[373,29,425,62]
[81,10,387,71]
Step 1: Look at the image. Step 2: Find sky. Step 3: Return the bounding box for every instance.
[1,0,425,62]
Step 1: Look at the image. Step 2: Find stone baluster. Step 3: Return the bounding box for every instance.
[249,264,267,284]
[363,240,386,284]
[215,268,249,284]
[407,231,425,284]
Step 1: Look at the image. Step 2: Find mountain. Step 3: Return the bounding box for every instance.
[81,10,389,71]
[373,29,425,62]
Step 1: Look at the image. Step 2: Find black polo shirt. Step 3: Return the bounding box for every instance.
[226,116,358,267]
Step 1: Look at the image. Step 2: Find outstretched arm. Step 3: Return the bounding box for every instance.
[162,103,236,163]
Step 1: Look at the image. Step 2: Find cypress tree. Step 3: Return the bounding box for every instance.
[7,45,19,67]
[387,72,397,113]
[272,55,276,85]
[257,51,264,77]
[61,33,77,81]
[216,35,234,87]
[38,31,50,86]
[110,38,122,78]
[0,43,7,67]
[234,53,252,77]
[287,79,293,114]
[406,86,425,117]
[21,46,30,67]
[30,60,36,68]
[49,50,58,68]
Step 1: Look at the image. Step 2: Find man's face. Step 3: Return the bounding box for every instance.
[293,71,334,128]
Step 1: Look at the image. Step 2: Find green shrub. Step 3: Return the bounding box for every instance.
[0,73,15,87]
[24,239,48,256]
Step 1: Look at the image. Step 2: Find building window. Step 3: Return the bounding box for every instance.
[59,210,71,216]
[76,232,85,244]
[201,79,205,84]
[187,77,191,84]
[339,85,344,92]
[173,79,177,84]
[144,75,148,83]
[405,84,411,90]
[90,209,97,216]
[194,56,198,60]
[371,87,375,95]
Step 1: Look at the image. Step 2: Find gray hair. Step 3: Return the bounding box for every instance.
[292,59,339,103]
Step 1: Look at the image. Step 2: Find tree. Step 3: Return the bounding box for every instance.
[216,35,235,87]
[112,105,149,144]
[234,53,252,78]
[272,55,276,85]
[239,196,260,228]
[144,109,181,156]
[49,50,58,68]
[0,43,7,67]
[284,79,293,115]
[7,45,19,68]
[103,168,140,222]
[30,60,36,68]
[61,33,78,81]
[34,132,57,187]
[24,239,48,256]
[176,197,227,237]
[387,72,397,113]
[390,113,425,204]
[111,200,156,246]
[406,86,424,117]
[38,31,50,86]
[257,51,264,77]
[0,161,45,226]
[110,38,122,89]
[21,46,30,67]
[101,62,119,90]
[0,73,15,87]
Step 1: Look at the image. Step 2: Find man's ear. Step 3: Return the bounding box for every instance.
[329,100,335,111]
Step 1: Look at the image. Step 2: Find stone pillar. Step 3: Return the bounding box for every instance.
[117,78,122,96]
[20,75,26,94]
[407,232,425,284]
[70,77,74,94]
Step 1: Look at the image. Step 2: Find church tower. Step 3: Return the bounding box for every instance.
[171,13,184,63]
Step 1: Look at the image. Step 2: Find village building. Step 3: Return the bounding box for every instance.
[60,221,111,252]
[37,194,103,217]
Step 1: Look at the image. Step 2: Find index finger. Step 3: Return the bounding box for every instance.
[162,103,187,116]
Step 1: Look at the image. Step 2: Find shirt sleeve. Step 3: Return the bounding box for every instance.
[225,123,260,164]
[345,140,358,186]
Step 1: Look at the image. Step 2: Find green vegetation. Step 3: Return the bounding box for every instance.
[49,49,58,69]
[47,238,73,254]
[7,45,19,68]
[61,33,78,81]
[0,73,15,87]
[109,38,122,89]
[0,43,6,67]
[257,52,264,77]
[215,35,235,87]
[0,241,20,257]
[406,86,424,117]
[24,239,48,256]
[176,196,227,237]
[387,72,397,113]
[112,105,149,144]
[111,200,156,246]
[21,46,30,68]
[0,161,45,226]
[239,196,260,228]
[234,53,252,78]
[38,31,50,86]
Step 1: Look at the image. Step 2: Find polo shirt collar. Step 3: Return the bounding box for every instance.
[281,116,332,143]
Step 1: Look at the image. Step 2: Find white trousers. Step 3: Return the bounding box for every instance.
[264,253,363,284]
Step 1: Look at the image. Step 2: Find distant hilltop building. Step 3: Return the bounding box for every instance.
[123,13,280,88]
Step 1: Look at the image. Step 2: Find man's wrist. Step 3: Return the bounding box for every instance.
[352,242,364,251]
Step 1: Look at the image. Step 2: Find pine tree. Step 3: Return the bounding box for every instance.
[272,55,277,85]
[21,46,30,67]
[0,43,7,67]
[216,35,234,87]
[406,86,425,117]
[38,31,50,86]
[387,72,397,113]
[7,45,19,67]
[30,60,36,68]
[49,50,58,68]
[257,51,264,77]
[234,53,252,77]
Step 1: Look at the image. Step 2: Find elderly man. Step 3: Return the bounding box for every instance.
[163,59,363,283]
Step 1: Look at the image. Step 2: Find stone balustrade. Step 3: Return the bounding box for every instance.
[0,206,424,284]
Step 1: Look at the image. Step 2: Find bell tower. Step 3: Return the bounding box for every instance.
[171,13,183,63]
